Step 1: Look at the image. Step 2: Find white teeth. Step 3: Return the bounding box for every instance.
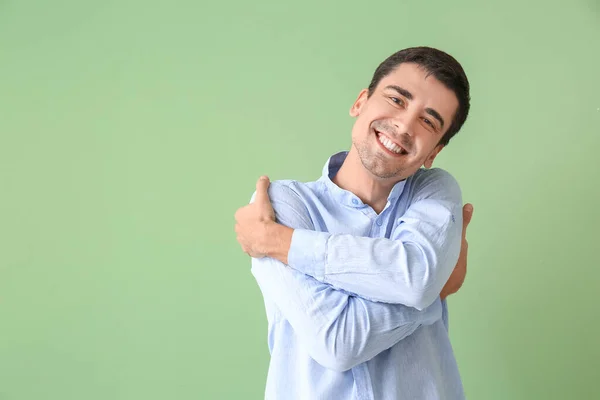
[378,134,402,154]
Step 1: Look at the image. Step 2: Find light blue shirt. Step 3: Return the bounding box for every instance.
[250,151,465,400]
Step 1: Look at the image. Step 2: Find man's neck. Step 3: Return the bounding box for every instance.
[332,150,398,214]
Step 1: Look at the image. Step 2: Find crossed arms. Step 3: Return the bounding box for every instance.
[234,173,473,371]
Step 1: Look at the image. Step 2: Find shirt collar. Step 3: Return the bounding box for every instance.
[319,151,407,208]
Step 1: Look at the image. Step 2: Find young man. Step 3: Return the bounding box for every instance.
[235,47,474,399]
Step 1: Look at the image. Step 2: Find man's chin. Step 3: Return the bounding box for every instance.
[364,163,404,180]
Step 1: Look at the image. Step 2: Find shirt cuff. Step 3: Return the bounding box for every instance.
[287,228,329,281]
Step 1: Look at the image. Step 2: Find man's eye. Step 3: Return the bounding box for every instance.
[391,97,403,105]
[423,118,434,128]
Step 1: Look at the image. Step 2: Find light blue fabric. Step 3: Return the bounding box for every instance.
[250,151,465,399]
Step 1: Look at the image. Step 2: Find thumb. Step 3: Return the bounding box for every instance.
[254,176,271,204]
[462,203,474,235]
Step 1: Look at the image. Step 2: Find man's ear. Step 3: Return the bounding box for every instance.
[349,89,369,117]
[423,144,444,168]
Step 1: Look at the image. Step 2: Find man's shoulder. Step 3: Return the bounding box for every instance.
[263,179,325,228]
[407,168,461,200]
[268,178,325,204]
[410,167,459,187]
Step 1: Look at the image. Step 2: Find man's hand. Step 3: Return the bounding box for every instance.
[440,203,474,300]
[234,176,276,258]
[234,176,294,262]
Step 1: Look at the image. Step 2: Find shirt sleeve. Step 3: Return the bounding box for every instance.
[250,181,443,372]
[286,169,463,310]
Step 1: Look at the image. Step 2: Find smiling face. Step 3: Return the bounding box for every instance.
[349,62,460,181]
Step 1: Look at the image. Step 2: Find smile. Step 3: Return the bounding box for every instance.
[375,130,408,156]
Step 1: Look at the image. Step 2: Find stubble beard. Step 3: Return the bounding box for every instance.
[353,136,407,180]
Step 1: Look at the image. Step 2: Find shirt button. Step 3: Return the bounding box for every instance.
[352,199,359,205]
[376,219,383,226]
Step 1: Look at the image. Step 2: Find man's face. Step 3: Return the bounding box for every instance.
[350,62,459,181]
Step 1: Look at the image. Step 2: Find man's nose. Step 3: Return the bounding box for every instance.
[391,111,418,137]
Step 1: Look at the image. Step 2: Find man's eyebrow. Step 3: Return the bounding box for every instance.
[384,85,413,100]
[425,108,445,130]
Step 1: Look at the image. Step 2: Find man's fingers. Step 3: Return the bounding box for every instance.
[254,175,271,204]
[462,203,474,236]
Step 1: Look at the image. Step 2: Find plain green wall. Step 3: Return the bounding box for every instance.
[1,0,599,399]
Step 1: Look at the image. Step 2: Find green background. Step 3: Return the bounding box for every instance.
[1,0,599,399]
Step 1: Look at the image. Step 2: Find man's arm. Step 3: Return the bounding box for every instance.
[251,257,442,372]
[237,179,443,372]
[238,170,464,309]
[440,203,472,300]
